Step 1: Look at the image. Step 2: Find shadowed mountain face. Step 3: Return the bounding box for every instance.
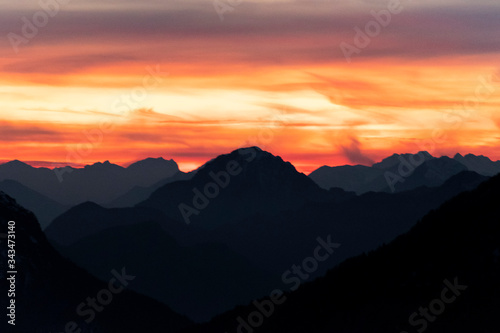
[178,170,488,279]
[45,202,169,246]
[57,221,276,322]
[139,147,332,228]
[0,179,69,229]
[388,156,468,192]
[45,147,489,323]
[309,151,500,194]
[308,164,384,193]
[105,170,195,208]
[0,157,183,206]
[453,153,500,176]
[182,173,500,333]
[0,192,191,333]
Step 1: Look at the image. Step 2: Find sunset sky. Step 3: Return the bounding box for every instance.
[0,0,499,173]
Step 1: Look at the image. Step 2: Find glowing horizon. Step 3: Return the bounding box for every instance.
[1,0,499,174]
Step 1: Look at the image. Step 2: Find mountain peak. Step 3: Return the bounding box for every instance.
[373,151,433,169]
[236,146,263,153]
[141,146,327,227]
[84,160,124,171]
[453,153,500,176]
[127,157,178,170]
[464,153,490,160]
[1,159,33,169]
[197,147,293,177]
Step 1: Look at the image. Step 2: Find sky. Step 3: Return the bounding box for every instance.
[0,0,499,173]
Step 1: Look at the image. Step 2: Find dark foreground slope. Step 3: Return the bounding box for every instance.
[184,173,500,333]
[0,192,191,333]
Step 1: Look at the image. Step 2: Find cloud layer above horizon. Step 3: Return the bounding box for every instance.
[1,0,499,172]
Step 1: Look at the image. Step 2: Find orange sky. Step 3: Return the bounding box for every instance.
[1,0,499,173]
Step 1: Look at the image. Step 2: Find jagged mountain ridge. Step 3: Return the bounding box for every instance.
[309,151,500,193]
[0,157,182,205]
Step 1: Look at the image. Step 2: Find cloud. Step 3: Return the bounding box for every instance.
[0,121,62,142]
[3,53,138,74]
[2,2,500,74]
[340,136,375,165]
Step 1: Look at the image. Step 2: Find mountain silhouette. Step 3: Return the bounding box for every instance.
[0,179,69,229]
[372,151,433,169]
[182,171,500,333]
[105,170,195,208]
[308,164,384,193]
[387,156,467,192]
[178,170,487,279]
[0,157,181,206]
[45,147,489,323]
[0,192,191,333]
[139,147,332,228]
[56,221,277,322]
[45,201,168,246]
[453,153,500,176]
[309,151,498,194]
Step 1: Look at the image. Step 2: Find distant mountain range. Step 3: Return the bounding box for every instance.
[1,151,498,228]
[0,157,184,206]
[44,147,490,322]
[0,192,191,333]
[309,151,500,194]
[0,157,192,227]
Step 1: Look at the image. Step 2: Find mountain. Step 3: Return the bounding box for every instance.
[0,192,191,333]
[454,153,500,176]
[388,156,468,192]
[183,172,500,333]
[180,170,488,279]
[309,152,434,193]
[46,147,488,323]
[0,179,69,229]
[138,147,332,228]
[105,170,195,208]
[372,151,433,170]
[56,221,276,322]
[309,151,499,194]
[308,165,383,193]
[0,157,181,205]
[45,202,168,246]
[125,157,182,185]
